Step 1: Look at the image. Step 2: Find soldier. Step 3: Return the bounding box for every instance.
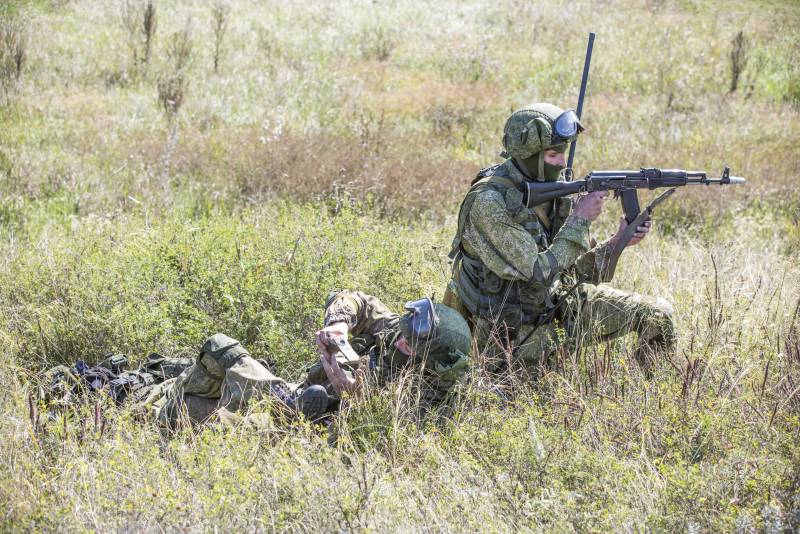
[155,290,472,429]
[445,103,675,376]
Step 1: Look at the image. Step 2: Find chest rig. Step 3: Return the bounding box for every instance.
[449,162,571,326]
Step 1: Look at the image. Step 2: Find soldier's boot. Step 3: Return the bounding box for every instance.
[270,384,330,421]
[630,297,677,378]
[634,321,677,378]
[295,385,331,420]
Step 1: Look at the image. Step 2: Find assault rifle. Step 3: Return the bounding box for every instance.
[523,165,746,279]
[523,166,746,221]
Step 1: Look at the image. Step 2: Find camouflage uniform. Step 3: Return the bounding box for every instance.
[154,334,293,428]
[308,290,470,402]
[156,290,470,428]
[447,107,675,374]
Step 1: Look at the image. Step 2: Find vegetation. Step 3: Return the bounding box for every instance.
[1,0,799,531]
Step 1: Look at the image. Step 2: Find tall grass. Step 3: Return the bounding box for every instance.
[1,0,799,530]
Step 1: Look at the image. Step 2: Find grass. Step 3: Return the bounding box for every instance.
[1,0,799,531]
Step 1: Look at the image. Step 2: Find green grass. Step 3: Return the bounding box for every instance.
[1,0,799,531]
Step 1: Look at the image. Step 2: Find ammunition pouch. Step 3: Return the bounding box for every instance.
[110,371,155,405]
[99,353,128,374]
[455,252,554,328]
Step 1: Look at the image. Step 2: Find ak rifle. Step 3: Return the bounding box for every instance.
[523,166,746,223]
[523,165,746,279]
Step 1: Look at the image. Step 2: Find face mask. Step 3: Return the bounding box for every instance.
[543,160,565,182]
[519,146,567,183]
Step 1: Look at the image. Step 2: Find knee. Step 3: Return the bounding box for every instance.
[645,297,676,347]
[200,333,249,373]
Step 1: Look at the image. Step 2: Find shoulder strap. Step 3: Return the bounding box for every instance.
[449,165,505,260]
[531,204,552,232]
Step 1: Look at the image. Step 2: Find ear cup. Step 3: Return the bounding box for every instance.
[529,117,552,151]
[502,108,558,159]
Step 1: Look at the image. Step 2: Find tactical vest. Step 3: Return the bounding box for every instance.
[449,163,572,326]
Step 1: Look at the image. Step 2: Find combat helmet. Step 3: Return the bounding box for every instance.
[399,298,471,358]
[501,102,584,181]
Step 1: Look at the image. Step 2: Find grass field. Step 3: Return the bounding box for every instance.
[1,0,799,531]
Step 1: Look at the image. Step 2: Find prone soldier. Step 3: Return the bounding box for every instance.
[154,290,472,429]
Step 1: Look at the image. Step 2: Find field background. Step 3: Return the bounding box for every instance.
[1,0,799,531]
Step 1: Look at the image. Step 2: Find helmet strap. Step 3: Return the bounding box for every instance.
[537,151,545,182]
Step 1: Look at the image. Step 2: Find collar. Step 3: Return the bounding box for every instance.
[503,158,533,188]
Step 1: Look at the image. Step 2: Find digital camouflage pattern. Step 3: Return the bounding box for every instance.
[450,158,617,322]
[313,290,470,401]
[155,333,293,429]
[474,283,676,374]
[501,102,573,159]
[449,105,675,373]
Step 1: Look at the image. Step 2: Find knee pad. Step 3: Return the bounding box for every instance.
[200,333,250,373]
[643,298,676,349]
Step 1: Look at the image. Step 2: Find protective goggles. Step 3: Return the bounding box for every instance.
[551,109,584,144]
[403,297,439,341]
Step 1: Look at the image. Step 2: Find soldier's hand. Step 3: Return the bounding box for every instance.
[319,349,360,396]
[572,191,607,221]
[315,322,349,356]
[613,217,652,247]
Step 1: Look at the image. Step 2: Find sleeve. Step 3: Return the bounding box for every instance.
[467,190,593,287]
[323,290,398,337]
[573,238,616,284]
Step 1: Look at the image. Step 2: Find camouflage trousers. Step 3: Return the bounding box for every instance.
[155,334,294,429]
[473,283,676,376]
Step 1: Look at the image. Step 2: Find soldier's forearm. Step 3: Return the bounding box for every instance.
[525,215,592,285]
[323,293,362,329]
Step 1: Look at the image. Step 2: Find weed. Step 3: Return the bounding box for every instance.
[157,18,193,176]
[210,1,230,74]
[730,30,749,93]
[256,25,282,66]
[0,6,27,96]
[358,25,394,62]
[121,0,158,77]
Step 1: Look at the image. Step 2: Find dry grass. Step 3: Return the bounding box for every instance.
[0,0,799,530]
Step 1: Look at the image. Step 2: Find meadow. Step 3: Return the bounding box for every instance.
[1,0,799,531]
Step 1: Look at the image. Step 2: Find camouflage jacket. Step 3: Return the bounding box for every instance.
[305,290,467,401]
[450,159,615,324]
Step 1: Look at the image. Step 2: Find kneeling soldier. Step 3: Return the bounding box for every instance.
[446,103,676,376]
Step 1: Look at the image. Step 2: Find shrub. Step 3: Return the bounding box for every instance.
[210,1,230,74]
[120,0,157,77]
[0,6,28,95]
